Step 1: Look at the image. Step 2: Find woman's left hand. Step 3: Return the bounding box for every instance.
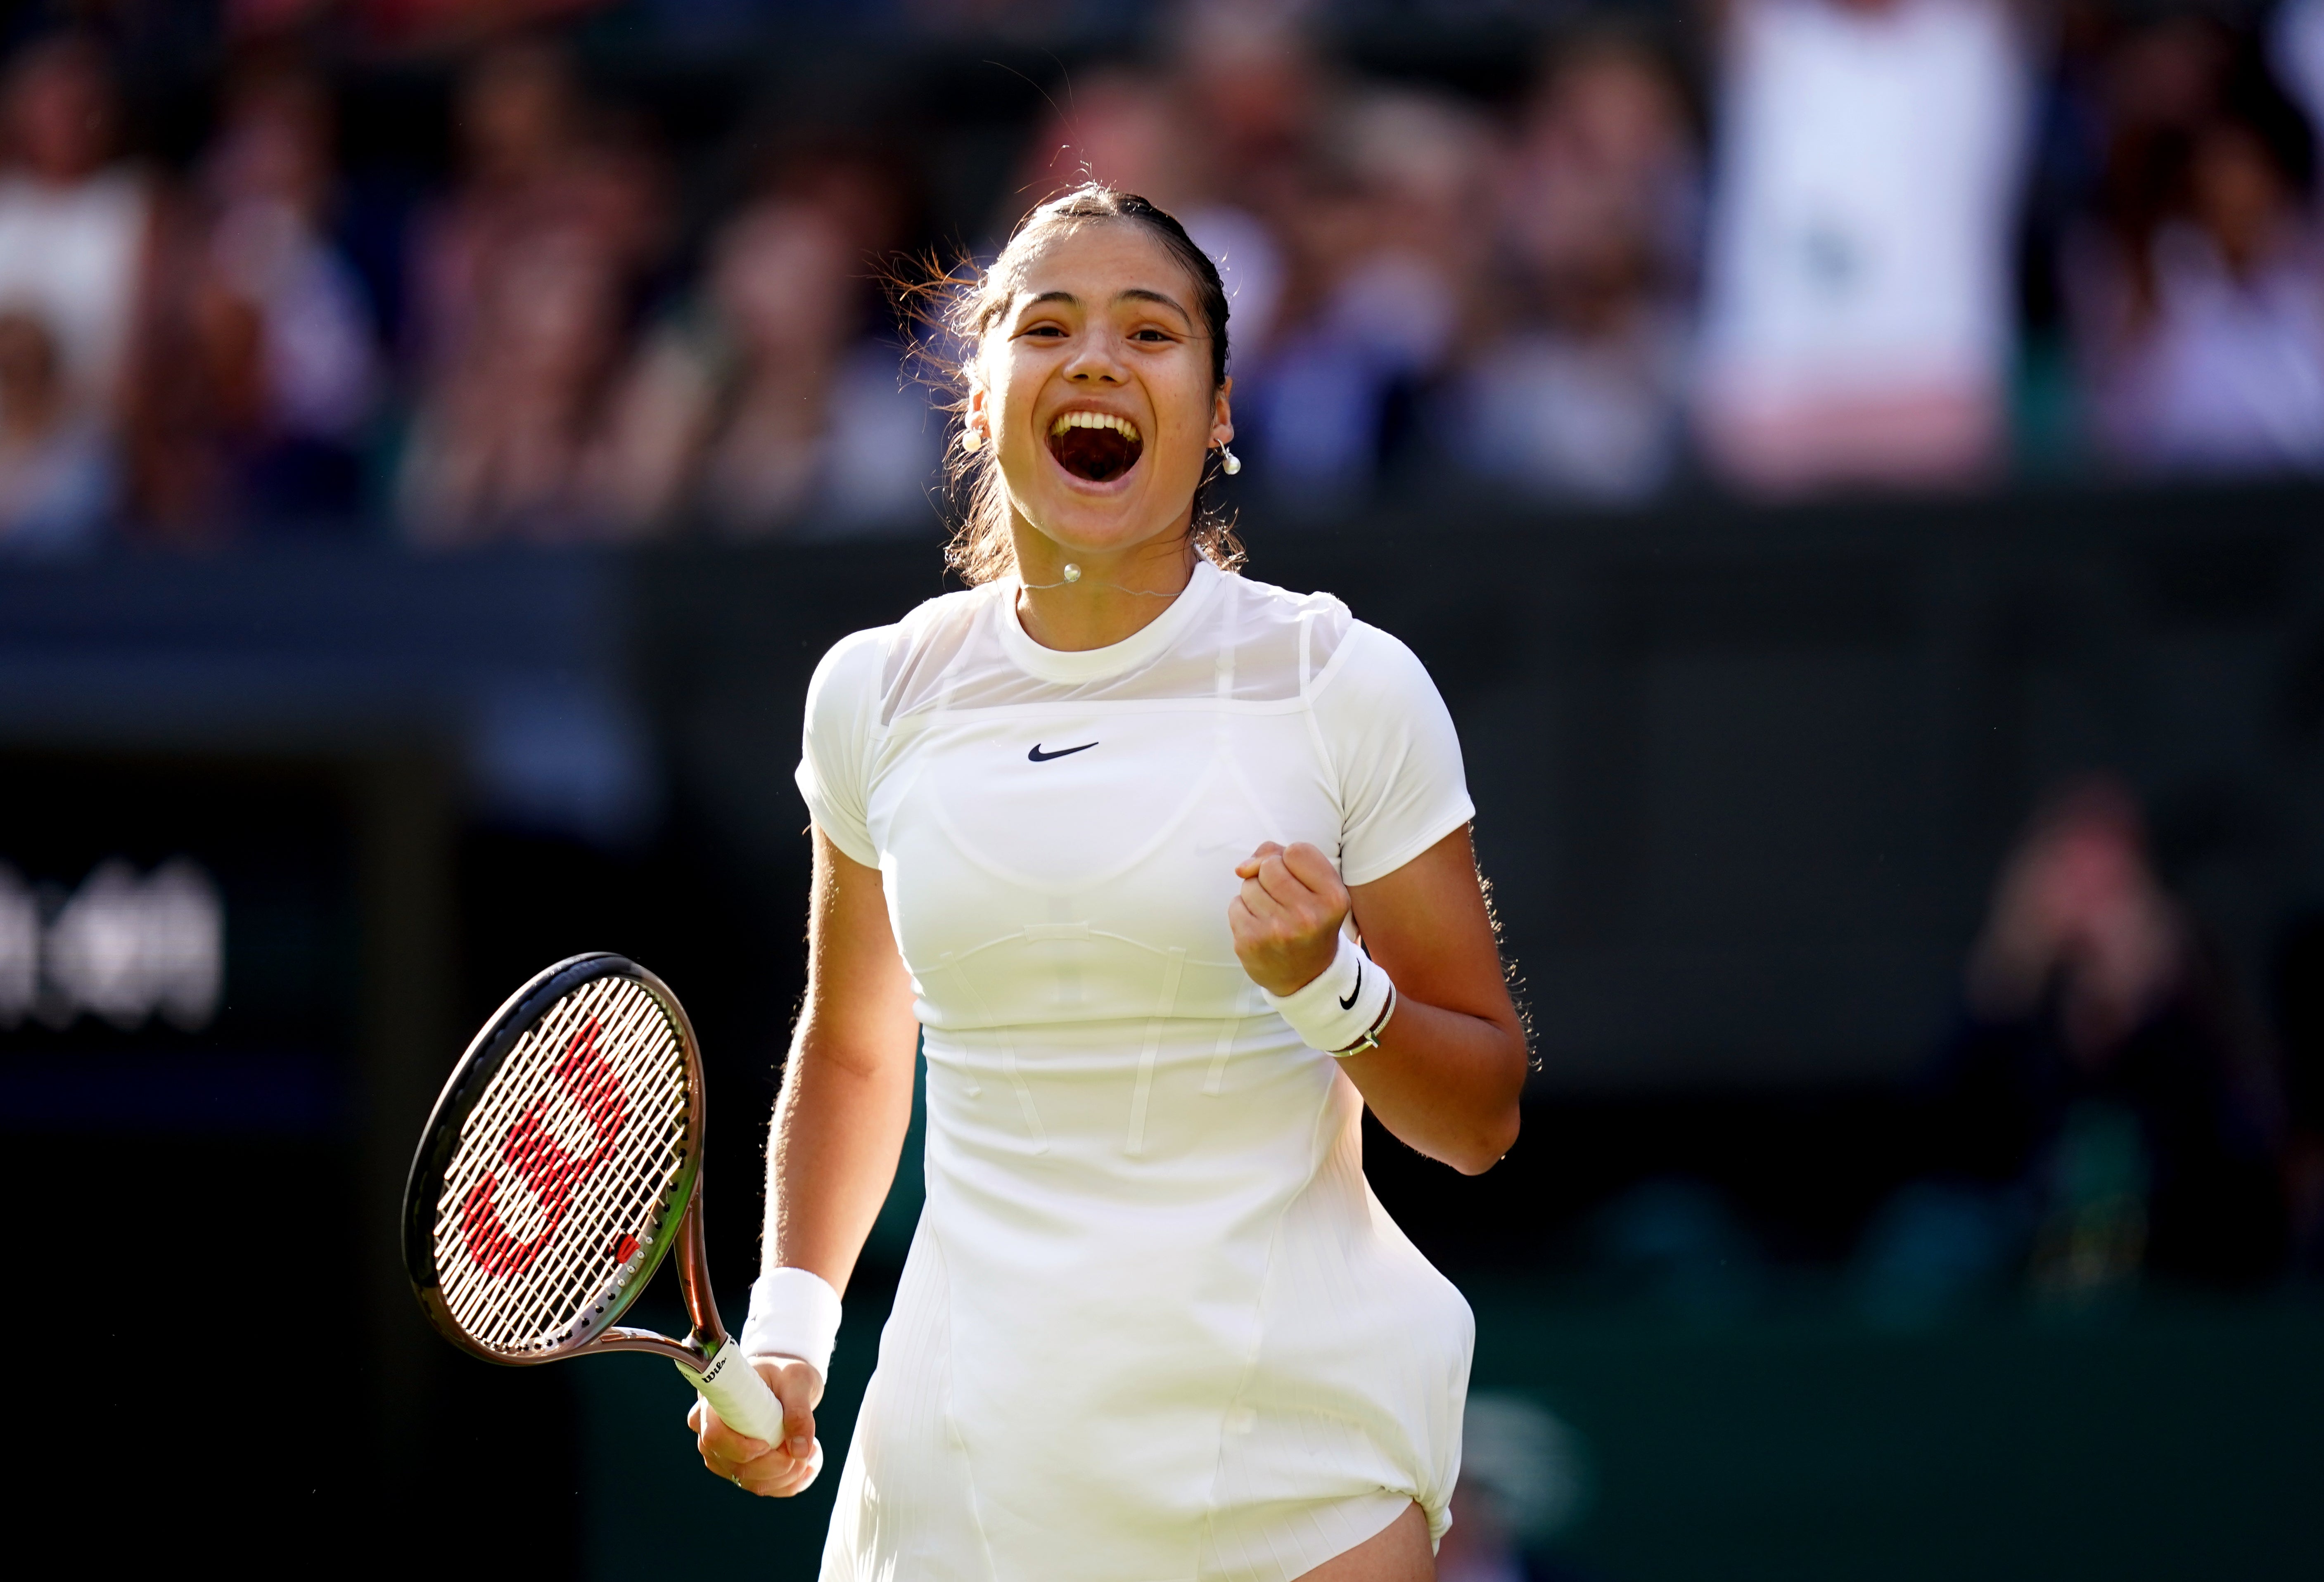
[1229,841,1349,995]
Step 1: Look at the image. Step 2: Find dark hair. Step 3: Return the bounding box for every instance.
[906,182,1240,586]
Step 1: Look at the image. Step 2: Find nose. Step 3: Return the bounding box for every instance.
[1062,323,1129,385]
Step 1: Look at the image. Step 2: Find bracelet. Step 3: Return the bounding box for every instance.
[738,1266,842,1385]
[1261,933,1397,1058]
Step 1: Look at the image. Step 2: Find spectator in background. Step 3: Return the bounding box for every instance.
[600,190,937,536]
[1007,63,1288,367]
[0,308,114,552]
[1162,1,1320,357]
[397,39,671,544]
[0,34,151,431]
[2066,89,2324,474]
[1922,781,2285,1295]
[129,61,379,532]
[1445,35,1699,504]
[1695,0,2032,493]
[2276,0,2324,140]
[406,38,666,386]
[398,221,631,542]
[1244,87,1492,506]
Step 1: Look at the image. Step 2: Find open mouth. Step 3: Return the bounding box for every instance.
[1047,411,1143,483]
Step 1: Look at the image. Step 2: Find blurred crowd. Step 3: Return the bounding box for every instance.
[1,0,2322,553]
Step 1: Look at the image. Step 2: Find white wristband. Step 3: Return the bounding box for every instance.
[739,1266,842,1385]
[1262,933,1396,1057]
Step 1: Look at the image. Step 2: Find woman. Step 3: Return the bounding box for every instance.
[691,184,1528,1582]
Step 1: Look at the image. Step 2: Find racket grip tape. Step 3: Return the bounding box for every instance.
[677,1342,787,1445]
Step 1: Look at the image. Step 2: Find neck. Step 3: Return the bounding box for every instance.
[1012,516,1198,653]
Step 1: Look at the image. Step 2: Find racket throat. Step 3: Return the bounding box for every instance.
[594,1325,719,1368]
[594,1194,737,1369]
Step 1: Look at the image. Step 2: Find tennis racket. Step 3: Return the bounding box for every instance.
[401,952,799,1461]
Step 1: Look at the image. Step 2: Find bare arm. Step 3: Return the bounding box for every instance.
[1230,830,1526,1175]
[693,826,920,1497]
[766,828,924,1289]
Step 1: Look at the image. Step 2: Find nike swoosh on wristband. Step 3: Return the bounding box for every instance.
[1028,741,1098,762]
[1339,960,1362,1011]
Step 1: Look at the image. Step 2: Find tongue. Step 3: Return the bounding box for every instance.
[1051,426,1141,483]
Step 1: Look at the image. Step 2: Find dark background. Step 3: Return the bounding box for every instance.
[5,481,2323,1576]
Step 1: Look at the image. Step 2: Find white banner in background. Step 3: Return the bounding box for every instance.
[0,858,223,1032]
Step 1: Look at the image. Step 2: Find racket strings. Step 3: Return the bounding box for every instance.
[434,976,693,1354]
[441,985,686,1350]
[442,984,683,1347]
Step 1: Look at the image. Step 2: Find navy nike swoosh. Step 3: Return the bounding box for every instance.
[1028,741,1098,762]
[1339,960,1362,1011]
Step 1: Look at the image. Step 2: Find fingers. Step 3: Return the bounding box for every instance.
[1238,842,1346,921]
[735,1439,821,1497]
[695,1401,818,1496]
[1228,842,1351,995]
[1234,841,1285,881]
[693,1398,771,1466]
[1237,842,1344,908]
[768,1360,821,1463]
[694,1358,825,1498]
[1279,842,1342,896]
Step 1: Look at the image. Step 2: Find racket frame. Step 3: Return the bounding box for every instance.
[401,952,740,1375]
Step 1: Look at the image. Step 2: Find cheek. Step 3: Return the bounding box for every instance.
[1152,379,1219,472]
[983,357,1043,444]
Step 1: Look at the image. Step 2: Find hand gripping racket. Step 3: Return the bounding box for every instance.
[401,953,804,1467]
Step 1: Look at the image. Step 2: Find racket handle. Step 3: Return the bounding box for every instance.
[676,1343,787,1444]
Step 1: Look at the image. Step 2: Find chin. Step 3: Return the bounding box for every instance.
[1034,484,1187,554]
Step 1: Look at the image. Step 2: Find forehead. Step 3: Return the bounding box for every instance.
[1001,218,1198,311]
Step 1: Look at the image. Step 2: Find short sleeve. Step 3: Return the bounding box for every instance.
[794,626,888,869]
[1310,623,1475,887]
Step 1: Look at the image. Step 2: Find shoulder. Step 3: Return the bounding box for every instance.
[1221,569,1349,625]
[1312,614,1436,707]
[806,583,1001,721]
[1212,572,1439,703]
[1216,570,1355,659]
[804,622,890,705]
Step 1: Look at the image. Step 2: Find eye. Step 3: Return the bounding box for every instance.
[1131,327,1178,343]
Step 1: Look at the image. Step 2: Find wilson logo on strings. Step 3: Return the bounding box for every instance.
[460,1017,630,1278]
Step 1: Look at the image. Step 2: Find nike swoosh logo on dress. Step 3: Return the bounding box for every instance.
[1339,960,1362,1011]
[1028,741,1098,762]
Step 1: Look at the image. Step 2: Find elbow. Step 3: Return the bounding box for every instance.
[1448,1101,1521,1177]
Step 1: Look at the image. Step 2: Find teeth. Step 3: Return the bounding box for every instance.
[1048,411,1141,444]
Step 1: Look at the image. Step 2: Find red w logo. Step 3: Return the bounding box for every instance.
[460,1016,630,1279]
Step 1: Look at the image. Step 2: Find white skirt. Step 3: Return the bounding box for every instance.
[818,1020,1473,1582]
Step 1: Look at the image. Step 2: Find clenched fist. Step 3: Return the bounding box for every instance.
[690,1355,824,1497]
[1228,841,1350,995]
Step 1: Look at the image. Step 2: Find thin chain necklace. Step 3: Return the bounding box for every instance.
[1017,559,1190,598]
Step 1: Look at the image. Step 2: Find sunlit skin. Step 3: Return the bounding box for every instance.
[965,220,1233,653]
[693,219,1526,1580]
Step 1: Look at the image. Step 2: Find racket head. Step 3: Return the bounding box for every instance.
[402,953,704,1366]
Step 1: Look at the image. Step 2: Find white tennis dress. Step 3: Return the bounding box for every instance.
[797,559,1477,1582]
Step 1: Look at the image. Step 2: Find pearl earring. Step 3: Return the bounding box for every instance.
[962,424,984,452]
[1219,445,1242,476]
[1062,564,1082,582]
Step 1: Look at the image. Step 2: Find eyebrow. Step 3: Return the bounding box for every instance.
[1022,288,1195,328]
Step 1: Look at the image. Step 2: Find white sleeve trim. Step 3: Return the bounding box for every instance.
[803,806,881,870]
[1340,799,1475,888]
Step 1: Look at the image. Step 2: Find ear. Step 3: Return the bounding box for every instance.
[1209,376,1234,448]
[965,384,990,448]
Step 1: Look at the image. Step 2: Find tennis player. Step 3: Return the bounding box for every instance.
[692,184,1528,1581]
